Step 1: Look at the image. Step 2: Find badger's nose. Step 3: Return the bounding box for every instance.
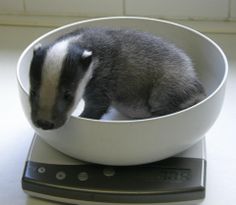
[36,119,55,130]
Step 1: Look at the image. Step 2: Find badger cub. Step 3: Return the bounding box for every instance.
[29,28,205,130]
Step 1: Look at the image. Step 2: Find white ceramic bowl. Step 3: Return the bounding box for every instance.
[17,17,228,165]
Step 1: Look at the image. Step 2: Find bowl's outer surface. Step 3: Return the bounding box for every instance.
[17,17,228,165]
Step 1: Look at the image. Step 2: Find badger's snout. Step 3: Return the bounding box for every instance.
[35,119,55,130]
[31,109,69,130]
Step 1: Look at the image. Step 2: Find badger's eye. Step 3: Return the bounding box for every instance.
[63,91,73,101]
[30,89,37,97]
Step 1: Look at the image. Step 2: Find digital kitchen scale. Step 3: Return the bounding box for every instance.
[22,134,206,204]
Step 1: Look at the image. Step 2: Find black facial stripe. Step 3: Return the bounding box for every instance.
[59,44,85,91]
[30,49,46,89]
[29,47,47,116]
[29,46,52,128]
[52,44,85,119]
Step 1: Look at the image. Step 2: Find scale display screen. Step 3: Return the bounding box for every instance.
[153,168,191,182]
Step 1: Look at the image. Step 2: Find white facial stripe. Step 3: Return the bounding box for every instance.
[77,61,94,99]
[39,39,70,120]
[71,59,97,113]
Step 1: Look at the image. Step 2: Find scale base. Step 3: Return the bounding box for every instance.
[22,135,206,204]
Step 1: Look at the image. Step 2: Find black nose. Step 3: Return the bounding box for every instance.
[36,119,55,130]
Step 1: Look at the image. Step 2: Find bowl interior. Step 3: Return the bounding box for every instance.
[18,17,227,121]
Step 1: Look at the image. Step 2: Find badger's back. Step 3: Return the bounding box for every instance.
[76,28,205,118]
[77,28,198,88]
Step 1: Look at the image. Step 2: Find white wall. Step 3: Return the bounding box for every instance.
[231,0,236,19]
[0,0,235,21]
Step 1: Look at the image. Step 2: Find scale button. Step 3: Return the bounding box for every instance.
[78,172,88,181]
[56,171,66,180]
[37,167,46,174]
[103,167,115,177]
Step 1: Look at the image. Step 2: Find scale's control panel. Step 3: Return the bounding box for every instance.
[22,157,206,203]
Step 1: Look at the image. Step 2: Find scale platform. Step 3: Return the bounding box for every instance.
[22,134,206,205]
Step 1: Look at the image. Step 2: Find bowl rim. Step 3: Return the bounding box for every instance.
[17,16,228,124]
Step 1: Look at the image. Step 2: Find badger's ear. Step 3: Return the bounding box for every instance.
[33,43,42,55]
[80,50,93,68]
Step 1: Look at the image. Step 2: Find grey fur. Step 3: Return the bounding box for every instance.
[30,28,205,129]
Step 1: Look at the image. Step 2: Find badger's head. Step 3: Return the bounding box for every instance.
[29,40,93,130]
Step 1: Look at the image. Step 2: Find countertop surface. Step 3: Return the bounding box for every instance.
[0,25,235,205]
